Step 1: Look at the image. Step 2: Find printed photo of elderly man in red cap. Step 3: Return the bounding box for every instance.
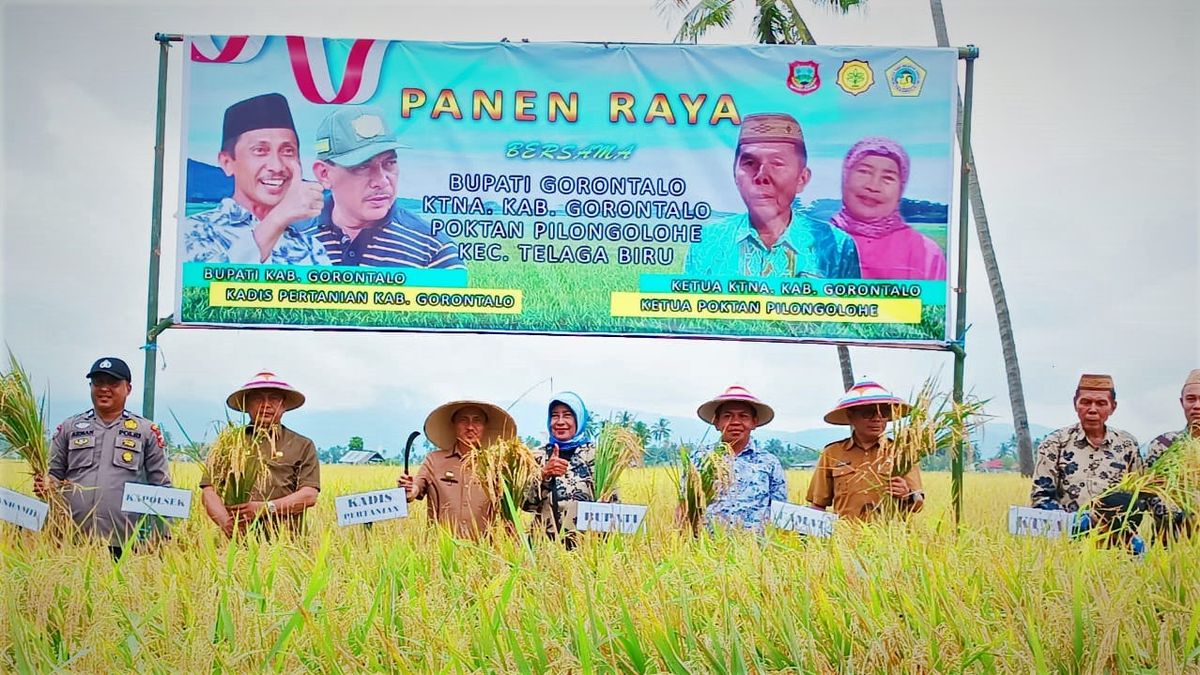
[684,112,860,279]
[807,379,924,521]
[199,371,321,537]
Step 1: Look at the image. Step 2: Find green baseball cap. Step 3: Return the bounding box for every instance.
[314,105,409,167]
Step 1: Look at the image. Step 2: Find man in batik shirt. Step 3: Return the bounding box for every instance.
[686,385,787,532]
[183,93,329,265]
[1031,374,1143,548]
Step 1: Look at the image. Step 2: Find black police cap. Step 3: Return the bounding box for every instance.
[86,357,132,382]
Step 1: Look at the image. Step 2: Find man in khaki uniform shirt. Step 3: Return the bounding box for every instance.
[37,357,171,558]
[398,399,516,539]
[200,371,320,536]
[807,380,924,520]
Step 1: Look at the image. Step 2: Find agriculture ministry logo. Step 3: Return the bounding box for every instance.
[886,57,927,97]
[787,60,820,95]
[836,60,874,96]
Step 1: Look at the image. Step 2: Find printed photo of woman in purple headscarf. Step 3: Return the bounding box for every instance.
[831,138,948,280]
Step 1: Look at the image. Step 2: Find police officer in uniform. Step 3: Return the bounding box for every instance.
[34,357,171,559]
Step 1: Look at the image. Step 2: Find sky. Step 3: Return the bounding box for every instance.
[1,0,1197,452]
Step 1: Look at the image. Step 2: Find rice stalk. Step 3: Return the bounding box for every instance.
[204,422,270,506]
[0,351,73,537]
[890,378,989,478]
[677,443,733,536]
[1104,433,1200,515]
[0,352,51,476]
[464,436,539,525]
[592,422,645,503]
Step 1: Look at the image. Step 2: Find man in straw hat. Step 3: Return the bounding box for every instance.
[1030,374,1144,550]
[199,371,321,537]
[1142,368,1200,540]
[807,380,924,520]
[398,400,517,538]
[37,357,171,559]
[684,112,859,279]
[686,385,787,532]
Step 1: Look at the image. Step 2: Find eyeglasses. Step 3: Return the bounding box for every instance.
[850,405,889,419]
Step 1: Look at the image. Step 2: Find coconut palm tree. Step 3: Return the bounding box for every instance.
[663,0,864,45]
[660,0,864,392]
[929,0,1033,476]
[651,417,672,445]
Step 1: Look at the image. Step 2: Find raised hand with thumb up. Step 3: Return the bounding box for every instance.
[541,444,570,481]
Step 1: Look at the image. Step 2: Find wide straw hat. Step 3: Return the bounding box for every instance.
[823,380,910,425]
[696,385,775,427]
[226,371,306,412]
[423,400,517,451]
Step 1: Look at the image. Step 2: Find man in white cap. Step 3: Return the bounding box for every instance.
[397,399,516,538]
[1143,368,1200,540]
[37,356,171,559]
[200,371,320,536]
[807,380,924,520]
[687,385,787,532]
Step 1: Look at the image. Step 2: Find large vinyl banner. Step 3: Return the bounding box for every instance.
[176,36,957,345]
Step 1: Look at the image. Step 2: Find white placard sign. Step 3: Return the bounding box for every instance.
[770,501,837,537]
[0,487,49,532]
[1008,506,1073,539]
[121,483,193,519]
[576,502,648,534]
[335,488,409,527]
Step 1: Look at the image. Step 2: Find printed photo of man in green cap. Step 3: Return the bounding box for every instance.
[183,93,331,265]
[305,105,464,268]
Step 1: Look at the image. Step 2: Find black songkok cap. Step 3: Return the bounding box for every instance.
[221,93,296,149]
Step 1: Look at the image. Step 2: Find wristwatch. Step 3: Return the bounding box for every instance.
[266,500,277,515]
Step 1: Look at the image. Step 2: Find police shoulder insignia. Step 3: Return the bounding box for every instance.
[123,419,139,430]
[122,451,134,463]
[836,60,875,96]
[150,423,165,449]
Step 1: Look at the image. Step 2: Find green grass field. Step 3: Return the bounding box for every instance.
[3,463,1197,672]
[180,211,950,343]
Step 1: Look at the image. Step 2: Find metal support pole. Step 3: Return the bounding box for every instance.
[951,46,978,524]
[143,33,181,419]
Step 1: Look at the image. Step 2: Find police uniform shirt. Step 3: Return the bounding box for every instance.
[49,409,171,543]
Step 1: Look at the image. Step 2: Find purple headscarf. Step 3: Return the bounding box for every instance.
[831,137,911,239]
